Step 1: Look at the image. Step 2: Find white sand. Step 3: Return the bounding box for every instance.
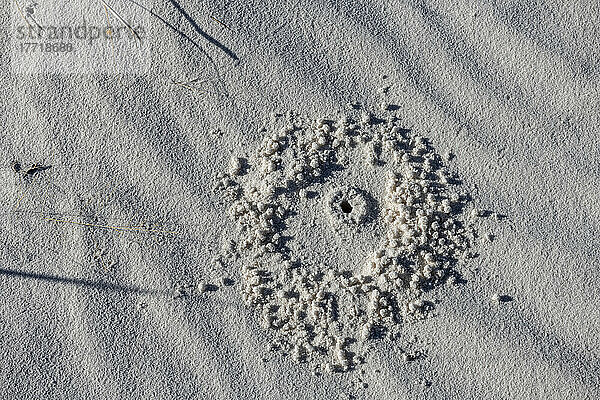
[1,0,599,399]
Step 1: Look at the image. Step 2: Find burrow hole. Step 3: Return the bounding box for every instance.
[340,200,353,214]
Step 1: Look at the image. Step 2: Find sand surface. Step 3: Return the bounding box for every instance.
[1,0,599,399]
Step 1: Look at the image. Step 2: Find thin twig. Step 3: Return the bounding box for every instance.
[101,2,129,85]
[100,0,142,44]
[170,79,207,93]
[14,0,43,31]
[45,216,179,235]
[13,0,34,31]
[102,3,118,71]
[210,15,232,32]
[13,188,28,210]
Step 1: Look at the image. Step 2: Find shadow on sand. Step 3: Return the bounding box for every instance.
[0,268,170,296]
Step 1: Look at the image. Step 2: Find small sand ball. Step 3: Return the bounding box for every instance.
[197,282,209,294]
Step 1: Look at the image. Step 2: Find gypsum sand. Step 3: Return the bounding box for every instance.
[214,108,490,374]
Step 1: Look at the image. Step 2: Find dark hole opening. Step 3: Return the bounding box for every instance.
[340,200,353,214]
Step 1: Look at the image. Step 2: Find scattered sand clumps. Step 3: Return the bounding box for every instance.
[215,109,482,373]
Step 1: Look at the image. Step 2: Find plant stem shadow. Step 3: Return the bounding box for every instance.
[0,267,170,297]
[167,0,239,62]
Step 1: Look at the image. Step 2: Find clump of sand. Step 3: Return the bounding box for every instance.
[215,109,482,373]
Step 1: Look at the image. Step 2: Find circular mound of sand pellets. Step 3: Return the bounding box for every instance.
[216,110,477,373]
